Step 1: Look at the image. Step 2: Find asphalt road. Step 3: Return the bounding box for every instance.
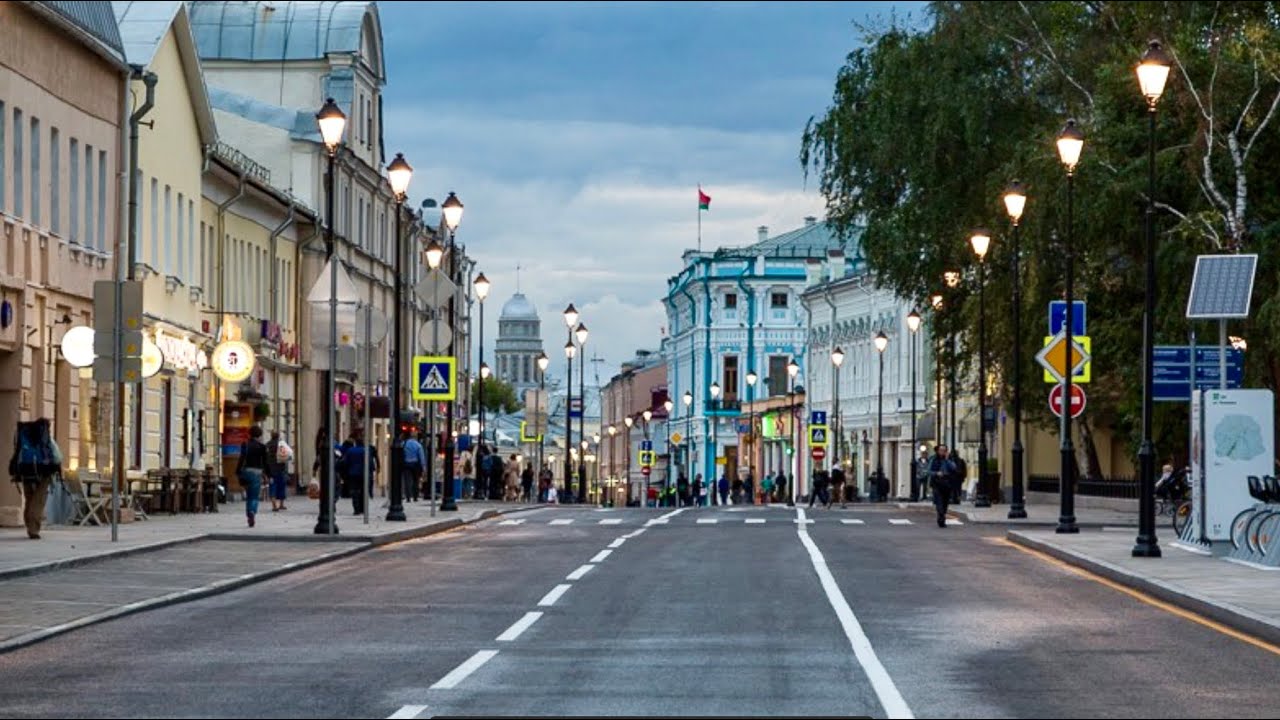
[1,503,1278,718]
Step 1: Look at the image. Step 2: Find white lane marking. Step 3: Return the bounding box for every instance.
[537,584,572,607]
[590,549,612,563]
[566,564,594,581]
[889,519,913,525]
[499,519,525,526]
[793,518,815,524]
[388,705,427,719]
[946,519,964,526]
[599,518,623,525]
[623,528,648,538]
[657,508,688,521]
[645,519,669,526]
[430,650,499,690]
[608,538,626,548]
[696,518,719,524]
[550,519,574,525]
[496,611,543,642]
[841,519,866,525]
[795,507,914,719]
[745,519,766,524]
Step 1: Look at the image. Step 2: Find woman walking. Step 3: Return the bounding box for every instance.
[238,425,271,527]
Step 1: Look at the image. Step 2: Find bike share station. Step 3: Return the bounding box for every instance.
[1164,255,1280,568]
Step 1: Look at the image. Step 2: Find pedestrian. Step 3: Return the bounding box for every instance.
[761,473,775,506]
[829,464,848,509]
[521,463,535,502]
[403,431,425,502]
[342,430,377,515]
[265,430,292,512]
[809,469,830,508]
[731,476,744,505]
[912,449,930,503]
[237,425,270,528]
[677,473,690,507]
[774,473,787,504]
[504,454,520,501]
[927,443,958,528]
[692,474,705,507]
[951,452,967,504]
[717,475,729,505]
[546,482,559,504]
[10,419,60,539]
[744,473,755,505]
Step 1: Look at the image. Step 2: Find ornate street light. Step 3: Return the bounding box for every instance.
[1056,118,1085,535]
[1006,180,1029,520]
[970,229,992,509]
[314,98,345,535]
[907,309,922,501]
[874,332,889,502]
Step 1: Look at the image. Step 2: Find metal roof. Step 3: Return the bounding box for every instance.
[714,219,859,260]
[187,1,384,79]
[500,293,539,321]
[112,1,186,67]
[33,1,125,60]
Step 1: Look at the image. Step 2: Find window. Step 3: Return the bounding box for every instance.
[69,138,79,243]
[365,97,373,149]
[771,292,788,309]
[357,198,365,249]
[176,192,184,280]
[13,107,23,219]
[163,185,172,274]
[0,101,6,212]
[722,356,739,402]
[98,151,106,251]
[767,355,789,397]
[149,178,158,267]
[724,293,737,310]
[30,117,40,226]
[198,222,206,290]
[187,199,194,281]
[367,201,374,258]
[357,93,364,144]
[84,148,95,249]
[49,127,59,234]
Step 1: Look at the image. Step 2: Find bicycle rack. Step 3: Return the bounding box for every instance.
[1225,475,1280,569]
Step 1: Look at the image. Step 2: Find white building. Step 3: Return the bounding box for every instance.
[494,291,544,400]
[662,218,851,493]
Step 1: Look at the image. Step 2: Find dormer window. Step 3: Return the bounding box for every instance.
[725,292,737,310]
[771,292,788,309]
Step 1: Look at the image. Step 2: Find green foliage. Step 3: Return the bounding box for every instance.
[471,375,521,415]
[802,1,1280,459]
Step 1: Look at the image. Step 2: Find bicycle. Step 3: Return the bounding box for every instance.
[1231,475,1280,556]
[1155,469,1191,536]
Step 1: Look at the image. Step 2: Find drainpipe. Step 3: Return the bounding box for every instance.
[677,281,697,487]
[701,263,714,489]
[268,201,296,433]
[736,263,755,479]
[126,68,156,282]
[823,285,838,481]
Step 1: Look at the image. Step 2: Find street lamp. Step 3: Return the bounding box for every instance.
[564,336,576,500]
[425,238,444,270]
[537,351,549,489]
[607,424,618,507]
[1004,180,1029,519]
[682,389,693,491]
[709,382,721,498]
[625,414,635,505]
[1134,39,1171,558]
[874,332,888,502]
[970,229,992,509]
[787,358,800,505]
[943,270,960,454]
[745,370,758,483]
[642,410,652,505]
[314,97,345,535]
[384,153,413,522]
[575,321,589,503]
[438,191,464,513]
[930,294,944,465]
[474,272,491,497]
[907,309,921,502]
[1056,118,1084,534]
[663,398,674,495]
[831,347,844,474]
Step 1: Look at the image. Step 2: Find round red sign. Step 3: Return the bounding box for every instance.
[1049,384,1086,419]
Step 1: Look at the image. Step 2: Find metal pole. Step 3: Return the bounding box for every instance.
[949,330,957,453]
[877,348,884,500]
[387,200,406,521]
[363,305,372,525]
[538,371,544,499]
[975,259,991,508]
[439,231,459,512]
[1057,173,1079,534]
[564,328,573,502]
[788,376,796,506]
[315,149,339,534]
[1009,220,1028,518]
[427,265,440,518]
[578,345,586,503]
[478,298,485,497]
[1134,105,1160,555]
[910,330,916,502]
[1219,320,1227,391]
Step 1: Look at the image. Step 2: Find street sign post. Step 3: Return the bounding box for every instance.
[411,356,456,401]
[811,446,826,462]
[1049,300,1087,336]
[1038,333,1091,384]
[1049,384,1086,419]
[671,432,683,445]
[1153,346,1244,401]
[810,411,827,426]
[808,424,829,447]
[640,440,653,451]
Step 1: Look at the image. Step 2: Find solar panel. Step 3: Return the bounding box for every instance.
[1186,254,1257,319]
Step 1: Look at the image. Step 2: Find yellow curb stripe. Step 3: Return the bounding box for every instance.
[998,538,1280,658]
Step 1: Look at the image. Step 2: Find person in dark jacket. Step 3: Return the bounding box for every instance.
[521,464,535,502]
[238,425,271,527]
[927,444,959,528]
[809,470,830,508]
[828,466,848,509]
[950,453,967,504]
[717,475,730,505]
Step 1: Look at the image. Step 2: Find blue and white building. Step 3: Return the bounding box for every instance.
[662,217,854,491]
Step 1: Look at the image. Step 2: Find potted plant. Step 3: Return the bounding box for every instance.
[253,401,271,422]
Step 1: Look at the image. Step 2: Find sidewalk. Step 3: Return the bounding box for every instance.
[894,500,1139,527]
[0,498,538,653]
[1009,530,1280,646]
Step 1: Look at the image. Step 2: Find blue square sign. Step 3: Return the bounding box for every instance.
[1049,301,1086,337]
[412,356,456,401]
[810,411,827,426]
[640,440,653,451]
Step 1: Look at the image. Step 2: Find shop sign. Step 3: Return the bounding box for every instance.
[154,330,202,374]
[211,340,256,382]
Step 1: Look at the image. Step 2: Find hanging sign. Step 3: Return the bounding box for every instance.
[211,340,256,382]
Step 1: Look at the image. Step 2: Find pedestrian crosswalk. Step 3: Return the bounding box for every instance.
[492,515,959,528]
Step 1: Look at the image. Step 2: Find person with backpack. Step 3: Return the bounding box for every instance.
[809,469,830,508]
[521,463,535,502]
[237,425,271,528]
[265,431,292,512]
[342,430,377,515]
[927,444,959,528]
[828,465,848,509]
[9,418,60,539]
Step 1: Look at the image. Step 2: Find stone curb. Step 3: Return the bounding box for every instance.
[0,535,207,582]
[1007,531,1280,647]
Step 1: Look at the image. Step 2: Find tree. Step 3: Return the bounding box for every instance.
[801,1,1280,468]
[471,376,521,415]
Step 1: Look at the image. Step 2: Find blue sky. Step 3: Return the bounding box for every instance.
[379,1,925,383]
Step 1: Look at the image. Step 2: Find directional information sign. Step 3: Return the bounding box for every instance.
[1153,346,1244,402]
[810,410,827,426]
[1049,301,1086,337]
[411,356,456,401]
[569,397,584,419]
[1049,384,1086,419]
[808,424,829,447]
[640,440,653,451]
[1038,334,1092,384]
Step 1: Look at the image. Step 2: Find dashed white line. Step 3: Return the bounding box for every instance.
[745,518,766,524]
[566,564,594,581]
[498,519,525,526]
[388,705,427,719]
[430,650,499,690]
[496,611,544,642]
[550,519,574,526]
[590,549,613,563]
[645,519,669,525]
[538,584,572,607]
[696,518,719,525]
[841,519,866,525]
[608,538,626,548]
[599,519,623,525]
[623,528,647,538]
[795,507,913,718]
[889,519,913,525]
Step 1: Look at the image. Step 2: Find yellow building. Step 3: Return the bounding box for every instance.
[0,1,128,525]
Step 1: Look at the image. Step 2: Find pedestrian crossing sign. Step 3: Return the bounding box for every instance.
[809,424,829,447]
[638,450,655,467]
[519,421,542,443]
[412,356,456,401]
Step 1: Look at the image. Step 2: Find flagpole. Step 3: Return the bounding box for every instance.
[697,184,702,253]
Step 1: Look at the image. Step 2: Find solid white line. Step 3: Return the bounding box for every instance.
[498,519,525,526]
[795,508,913,719]
[590,549,613,563]
[599,518,623,525]
[625,528,648,538]
[566,564,594,580]
[696,518,718,524]
[745,519,766,524]
[430,650,499,690]
[388,705,428,719]
[496,611,543,642]
[550,519,574,525]
[538,584,572,607]
[889,519,913,525]
[841,519,866,525]
[608,538,626,548]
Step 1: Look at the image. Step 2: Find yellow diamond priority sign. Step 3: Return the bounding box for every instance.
[1037,332,1091,384]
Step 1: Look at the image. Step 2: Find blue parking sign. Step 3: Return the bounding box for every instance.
[412,356,456,401]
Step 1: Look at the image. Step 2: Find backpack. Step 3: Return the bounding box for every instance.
[276,439,293,464]
[9,419,57,480]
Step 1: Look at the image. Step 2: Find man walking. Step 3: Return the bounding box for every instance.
[829,464,848,509]
[927,444,958,528]
[403,431,425,502]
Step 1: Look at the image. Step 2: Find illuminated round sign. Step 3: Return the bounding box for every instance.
[60,326,96,368]
[210,340,256,382]
[141,338,164,379]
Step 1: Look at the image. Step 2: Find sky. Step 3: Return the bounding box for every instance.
[379,1,925,385]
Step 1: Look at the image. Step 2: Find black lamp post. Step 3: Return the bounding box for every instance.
[787,358,799,505]
[831,347,844,475]
[943,271,961,456]
[907,309,921,502]
[642,409,653,504]
[1004,182,1029,519]
[474,272,490,496]
[1134,39,1171,558]
[709,382,721,499]
[930,293,944,459]
[625,414,635,505]
[970,229,992,508]
[314,97,345,535]
[576,322,589,503]
[562,304,578,500]
[874,332,888,501]
[682,390,693,500]
[438,192,464,513]
[607,424,618,507]
[385,152,413,522]
[663,398,674,501]
[1056,119,1084,534]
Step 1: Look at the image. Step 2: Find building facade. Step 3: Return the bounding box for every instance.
[600,349,667,505]
[663,217,849,497]
[0,1,127,524]
[494,291,544,401]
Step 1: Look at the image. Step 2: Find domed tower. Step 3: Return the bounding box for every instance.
[495,292,544,401]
